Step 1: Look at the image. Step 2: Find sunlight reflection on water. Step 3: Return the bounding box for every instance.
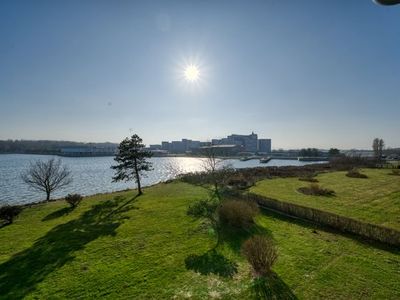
[0,154,318,205]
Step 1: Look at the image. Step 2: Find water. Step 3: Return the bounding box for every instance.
[0,154,319,205]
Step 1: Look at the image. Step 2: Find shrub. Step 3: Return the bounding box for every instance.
[346,168,368,178]
[329,156,375,170]
[187,199,218,219]
[242,235,278,277]
[65,194,83,208]
[0,205,22,224]
[218,200,259,230]
[227,173,254,190]
[389,169,400,176]
[298,175,318,183]
[298,183,335,196]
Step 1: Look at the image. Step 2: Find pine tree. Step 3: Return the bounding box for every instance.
[112,134,153,195]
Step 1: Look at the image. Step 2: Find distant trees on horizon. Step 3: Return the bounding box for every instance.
[0,140,118,155]
[372,138,385,160]
[299,148,321,157]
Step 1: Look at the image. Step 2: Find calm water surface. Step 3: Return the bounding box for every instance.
[0,154,318,205]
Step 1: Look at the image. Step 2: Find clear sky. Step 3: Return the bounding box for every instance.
[1,0,399,149]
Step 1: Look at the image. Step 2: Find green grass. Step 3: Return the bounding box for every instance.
[250,168,400,230]
[0,181,399,299]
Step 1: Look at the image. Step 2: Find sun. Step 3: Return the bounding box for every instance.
[184,64,200,82]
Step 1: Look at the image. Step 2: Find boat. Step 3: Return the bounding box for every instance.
[297,157,329,162]
[260,157,271,163]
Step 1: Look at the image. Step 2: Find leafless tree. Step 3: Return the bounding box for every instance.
[21,158,72,201]
[372,138,385,160]
[201,146,233,199]
[372,138,379,159]
[378,139,385,159]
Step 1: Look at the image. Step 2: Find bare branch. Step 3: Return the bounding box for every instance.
[21,158,72,200]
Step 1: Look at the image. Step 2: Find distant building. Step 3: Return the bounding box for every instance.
[149,144,161,150]
[161,141,170,151]
[193,144,243,156]
[226,132,258,152]
[258,139,271,153]
[60,146,117,157]
[170,141,185,153]
[158,132,271,155]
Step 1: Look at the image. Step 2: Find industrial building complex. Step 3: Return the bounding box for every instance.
[149,132,271,155]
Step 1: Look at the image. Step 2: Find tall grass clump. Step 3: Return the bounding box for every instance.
[242,235,278,277]
[389,169,400,176]
[346,168,368,178]
[298,183,335,196]
[218,200,259,230]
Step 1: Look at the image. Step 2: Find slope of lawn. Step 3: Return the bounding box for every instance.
[250,168,400,230]
[0,181,399,299]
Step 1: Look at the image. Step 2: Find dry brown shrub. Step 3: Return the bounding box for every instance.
[242,235,278,277]
[218,200,259,230]
[298,183,335,196]
[346,168,368,178]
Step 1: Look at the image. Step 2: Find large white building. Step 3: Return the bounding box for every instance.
[159,132,271,154]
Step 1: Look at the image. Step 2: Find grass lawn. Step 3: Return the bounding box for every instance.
[250,168,400,230]
[0,181,399,299]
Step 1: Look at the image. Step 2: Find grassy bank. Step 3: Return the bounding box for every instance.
[0,181,399,299]
[250,168,400,230]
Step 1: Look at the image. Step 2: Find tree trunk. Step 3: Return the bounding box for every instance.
[134,158,142,195]
[214,182,219,199]
[46,191,50,201]
[137,175,142,195]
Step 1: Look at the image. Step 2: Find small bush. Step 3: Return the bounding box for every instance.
[227,173,254,190]
[218,200,259,230]
[346,168,368,178]
[0,205,22,224]
[187,199,218,219]
[65,194,83,208]
[298,175,318,183]
[242,235,278,277]
[389,169,400,176]
[298,183,335,196]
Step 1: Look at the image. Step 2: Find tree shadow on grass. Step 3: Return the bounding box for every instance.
[42,206,74,221]
[213,223,298,298]
[185,249,238,278]
[219,223,273,254]
[0,198,133,299]
[251,273,298,300]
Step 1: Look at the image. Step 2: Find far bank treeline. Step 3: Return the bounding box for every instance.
[0,140,118,155]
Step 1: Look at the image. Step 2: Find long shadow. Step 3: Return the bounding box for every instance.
[217,223,298,298]
[185,249,238,278]
[0,198,132,299]
[105,194,140,219]
[42,206,74,221]
[251,273,298,300]
[219,223,273,254]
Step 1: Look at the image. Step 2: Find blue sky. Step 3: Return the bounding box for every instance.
[0,0,399,149]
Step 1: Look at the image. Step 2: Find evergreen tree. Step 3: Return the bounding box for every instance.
[112,134,153,195]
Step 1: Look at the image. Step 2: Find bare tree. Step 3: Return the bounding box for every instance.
[378,139,385,159]
[21,158,72,201]
[372,138,385,160]
[201,146,233,199]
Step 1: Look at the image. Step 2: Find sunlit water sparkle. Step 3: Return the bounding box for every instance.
[0,154,321,205]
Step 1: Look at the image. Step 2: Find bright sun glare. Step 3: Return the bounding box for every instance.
[184,65,200,82]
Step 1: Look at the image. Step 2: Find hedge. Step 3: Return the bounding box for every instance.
[243,193,400,247]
